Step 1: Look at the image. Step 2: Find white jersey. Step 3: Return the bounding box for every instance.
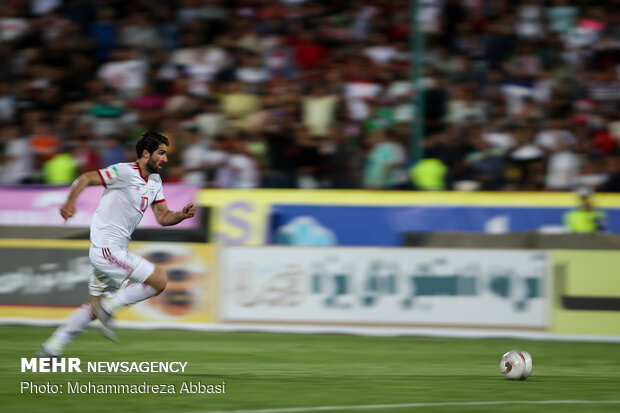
[91,162,165,249]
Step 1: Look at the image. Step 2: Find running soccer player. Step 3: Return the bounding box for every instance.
[38,131,195,356]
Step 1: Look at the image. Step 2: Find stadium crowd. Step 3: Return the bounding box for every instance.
[1,0,620,191]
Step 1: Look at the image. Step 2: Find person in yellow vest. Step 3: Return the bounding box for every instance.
[563,189,606,233]
[409,158,448,191]
[43,146,78,185]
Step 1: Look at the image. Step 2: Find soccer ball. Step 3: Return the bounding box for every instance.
[499,350,533,380]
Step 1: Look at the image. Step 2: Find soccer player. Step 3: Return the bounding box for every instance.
[38,131,195,356]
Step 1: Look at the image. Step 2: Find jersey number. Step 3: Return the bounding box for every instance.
[140,196,149,213]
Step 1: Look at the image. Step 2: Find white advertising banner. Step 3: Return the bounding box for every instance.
[221,247,549,329]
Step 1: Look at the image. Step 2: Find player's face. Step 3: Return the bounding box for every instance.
[146,144,168,173]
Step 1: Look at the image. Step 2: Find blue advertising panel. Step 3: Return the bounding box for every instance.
[270,205,620,246]
[197,189,620,246]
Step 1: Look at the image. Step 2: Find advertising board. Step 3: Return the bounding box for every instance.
[0,240,216,325]
[198,189,620,246]
[552,250,620,336]
[221,246,549,329]
[0,185,200,229]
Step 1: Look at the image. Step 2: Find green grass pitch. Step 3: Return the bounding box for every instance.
[1,326,619,413]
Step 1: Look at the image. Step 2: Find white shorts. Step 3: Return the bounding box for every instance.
[88,246,155,296]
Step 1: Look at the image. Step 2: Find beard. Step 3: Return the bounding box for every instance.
[146,157,159,174]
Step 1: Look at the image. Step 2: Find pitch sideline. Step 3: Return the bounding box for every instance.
[195,400,620,413]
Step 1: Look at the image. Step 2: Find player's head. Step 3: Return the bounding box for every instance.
[136,131,169,173]
[136,131,169,158]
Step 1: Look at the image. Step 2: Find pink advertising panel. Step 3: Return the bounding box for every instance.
[0,185,200,229]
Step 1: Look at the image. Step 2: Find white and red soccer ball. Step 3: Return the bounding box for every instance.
[499,350,533,380]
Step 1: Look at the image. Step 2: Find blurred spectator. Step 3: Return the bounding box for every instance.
[302,84,339,137]
[363,95,395,132]
[87,88,126,136]
[546,0,578,36]
[544,139,581,191]
[573,159,609,191]
[0,123,33,184]
[515,0,546,40]
[535,116,576,152]
[245,93,279,132]
[128,81,168,124]
[29,117,60,170]
[220,80,261,129]
[100,134,128,167]
[42,145,78,186]
[235,52,270,84]
[73,134,102,175]
[153,3,180,51]
[323,123,360,189]
[163,78,202,118]
[351,2,377,41]
[290,123,325,189]
[362,32,398,66]
[385,66,415,124]
[565,5,606,50]
[218,136,260,189]
[89,7,119,61]
[463,131,506,191]
[446,84,487,125]
[118,12,162,55]
[0,4,29,43]
[31,0,62,17]
[601,155,620,192]
[507,126,545,190]
[344,60,383,121]
[0,81,15,120]
[362,127,408,190]
[563,189,607,233]
[244,130,267,177]
[263,37,296,80]
[410,158,448,191]
[175,127,218,187]
[194,97,226,138]
[97,48,148,99]
[0,0,619,193]
[292,29,327,71]
[425,125,471,183]
[263,123,297,188]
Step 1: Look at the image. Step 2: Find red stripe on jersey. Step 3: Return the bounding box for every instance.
[96,170,107,188]
[153,198,166,204]
[135,161,148,183]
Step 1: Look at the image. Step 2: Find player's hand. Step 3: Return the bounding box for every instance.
[60,202,76,221]
[181,202,196,219]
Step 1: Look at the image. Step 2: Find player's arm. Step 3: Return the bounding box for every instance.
[60,171,104,221]
[151,201,196,227]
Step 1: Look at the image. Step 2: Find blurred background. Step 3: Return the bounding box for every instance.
[1,0,620,192]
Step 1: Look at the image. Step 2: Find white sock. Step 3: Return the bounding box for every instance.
[107,284,159,312]
[43,305,95,355]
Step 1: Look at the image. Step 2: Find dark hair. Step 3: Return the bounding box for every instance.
[135,131,169,159]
